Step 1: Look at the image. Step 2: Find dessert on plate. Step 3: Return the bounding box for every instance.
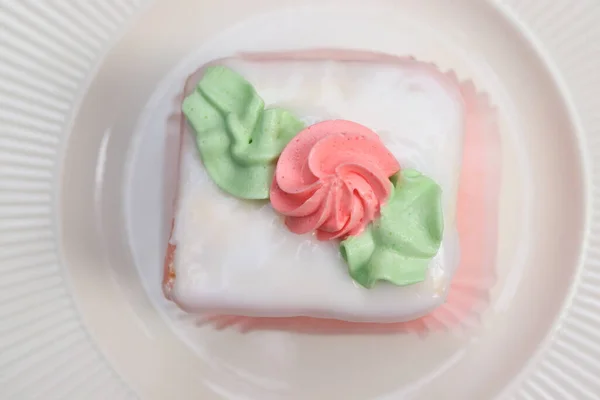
[163,50,500,331]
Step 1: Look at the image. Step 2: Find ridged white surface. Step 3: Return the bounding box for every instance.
[0,0,599,399]
[497,0,600,399]
[0,1,143,399]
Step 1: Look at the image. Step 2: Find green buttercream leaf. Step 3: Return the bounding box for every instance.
[340,169,444,288]
[182,66,304,199]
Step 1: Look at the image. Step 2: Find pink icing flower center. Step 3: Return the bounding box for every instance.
[270,120,400,240]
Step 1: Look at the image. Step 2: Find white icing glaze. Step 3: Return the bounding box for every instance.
[171,58,463,322]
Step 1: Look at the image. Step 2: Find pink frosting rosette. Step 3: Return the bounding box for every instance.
[270,120,400,241]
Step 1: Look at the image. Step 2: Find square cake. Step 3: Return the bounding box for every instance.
[163,51,466,323]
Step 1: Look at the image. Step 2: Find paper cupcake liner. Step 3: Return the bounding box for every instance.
[163,49,501,334]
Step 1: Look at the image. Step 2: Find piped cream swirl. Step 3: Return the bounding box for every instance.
[270,120,400,240]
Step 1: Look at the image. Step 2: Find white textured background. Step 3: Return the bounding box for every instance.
[0,0,598,399]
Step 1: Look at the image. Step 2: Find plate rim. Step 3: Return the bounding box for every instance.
[493,0,600,397]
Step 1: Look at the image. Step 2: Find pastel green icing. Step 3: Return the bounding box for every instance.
[182,66,304,199]
[340,169,444,288]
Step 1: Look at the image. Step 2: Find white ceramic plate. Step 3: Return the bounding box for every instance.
[1,0,599,399]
